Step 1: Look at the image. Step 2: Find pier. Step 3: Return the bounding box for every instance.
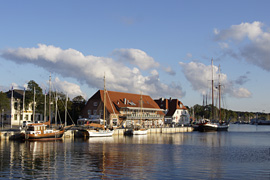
[1,126,194,140]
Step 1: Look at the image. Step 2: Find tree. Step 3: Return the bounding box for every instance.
[0,91,9,110]
[72,95,86,124]
[25,80,44,114]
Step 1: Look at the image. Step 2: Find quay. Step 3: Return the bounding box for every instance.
[1,126,194,140]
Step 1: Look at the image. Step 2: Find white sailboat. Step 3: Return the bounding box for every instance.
[86,75,114,137]
[197,59,229,132]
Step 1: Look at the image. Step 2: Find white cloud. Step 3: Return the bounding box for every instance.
[214,21,263,41]
[52,77,87,99]
[1,44,184,98]
[214,21,270,71]
[112,48,160,70]
[179,61,251,98]
[231,87,252,98]
[163,66,176,76]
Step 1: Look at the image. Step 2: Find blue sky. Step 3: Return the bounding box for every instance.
[1,1,270,113]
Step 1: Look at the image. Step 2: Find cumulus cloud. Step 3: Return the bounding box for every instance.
[1,44,184,98]
[214,21,270,71]
[179,61,251,98]
[51,77,87,99]
[112,48,160,70]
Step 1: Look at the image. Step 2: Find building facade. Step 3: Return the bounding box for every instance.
[81,90,165,128]
[155,98,190,126]
[3,89,33,127]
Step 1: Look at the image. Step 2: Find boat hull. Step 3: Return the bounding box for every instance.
[132,129,148,135]
[198,123,228,132]
[87,130,114,137]
[25,130,65,140]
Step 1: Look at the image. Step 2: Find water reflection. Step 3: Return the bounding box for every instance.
[0,125,270,179]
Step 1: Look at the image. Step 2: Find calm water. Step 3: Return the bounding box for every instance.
[0,124,270,180]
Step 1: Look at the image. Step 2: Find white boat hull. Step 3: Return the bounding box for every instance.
[132,129,148,135]
[88,130,114,137]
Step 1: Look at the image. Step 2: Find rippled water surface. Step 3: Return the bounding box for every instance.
[1,124,270,179]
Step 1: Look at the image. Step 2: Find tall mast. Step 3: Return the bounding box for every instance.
[218,65,221,122]
[44,90,46,122]
[211,58,214,120]
[65,93,68,127]
[22,88,25,125]
[103,74,106,123]
[33,87,35,122]
[49,74,51,126]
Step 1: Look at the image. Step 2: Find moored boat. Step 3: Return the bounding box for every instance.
[24,122,65,140]
[198,59,230,132]
[197,120,229,132]
[132,128,148,135]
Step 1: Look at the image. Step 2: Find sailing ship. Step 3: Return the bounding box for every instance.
[23,75,65,140]
[85,75,114,137]
[132,93,148,135]
[197,59,229,132]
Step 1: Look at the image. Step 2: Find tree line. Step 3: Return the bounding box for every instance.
[188,104,267,123]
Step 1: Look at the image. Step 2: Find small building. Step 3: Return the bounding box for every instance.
[3,89,33,127]
[81,90,165,128]
[155,98,190,126]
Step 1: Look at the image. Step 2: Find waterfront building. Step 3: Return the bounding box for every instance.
[3,89,45,127]
[155,98,190,126]
[81,90,165,128]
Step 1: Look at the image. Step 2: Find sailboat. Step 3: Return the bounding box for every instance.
[86,75,114,137]
[197,59,229,132]
[23,75,65,140]
[132,93,148,135]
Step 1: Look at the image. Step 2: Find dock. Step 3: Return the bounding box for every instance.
[1,126,194,140]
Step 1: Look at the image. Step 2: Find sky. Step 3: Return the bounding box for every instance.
[1,0,270,113]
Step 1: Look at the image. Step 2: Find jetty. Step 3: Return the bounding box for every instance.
[1,126,194,140]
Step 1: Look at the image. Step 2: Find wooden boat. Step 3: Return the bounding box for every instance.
[23,75,66,140]
[24,122,65,140]
[198,59,229,132]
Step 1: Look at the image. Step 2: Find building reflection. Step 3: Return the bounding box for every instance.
[0,133,227,179]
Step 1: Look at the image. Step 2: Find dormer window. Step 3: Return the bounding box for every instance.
[93,102,98,106]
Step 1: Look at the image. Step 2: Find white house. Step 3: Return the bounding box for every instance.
[155,98,190,126]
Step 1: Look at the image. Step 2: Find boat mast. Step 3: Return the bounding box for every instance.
[211,58,214,120]
[33,87,35,122]
[49,74,51,126]
[103,73,106,126]
[44,90,46,122]
[218,65,221,122]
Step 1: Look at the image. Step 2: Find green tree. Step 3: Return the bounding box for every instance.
[0,91,9,110]
[72,95,86,124]
[25,80,44,114]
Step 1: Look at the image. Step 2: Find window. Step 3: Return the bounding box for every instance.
[26,115,29,121]
[14,102,18,110]
[93,102,98,106]
[93,110,97,115]
[14,114,17,120]
[88,110,91,115]
[113,118,117,126]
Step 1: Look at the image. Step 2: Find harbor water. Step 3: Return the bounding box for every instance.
[0,124,270,179]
